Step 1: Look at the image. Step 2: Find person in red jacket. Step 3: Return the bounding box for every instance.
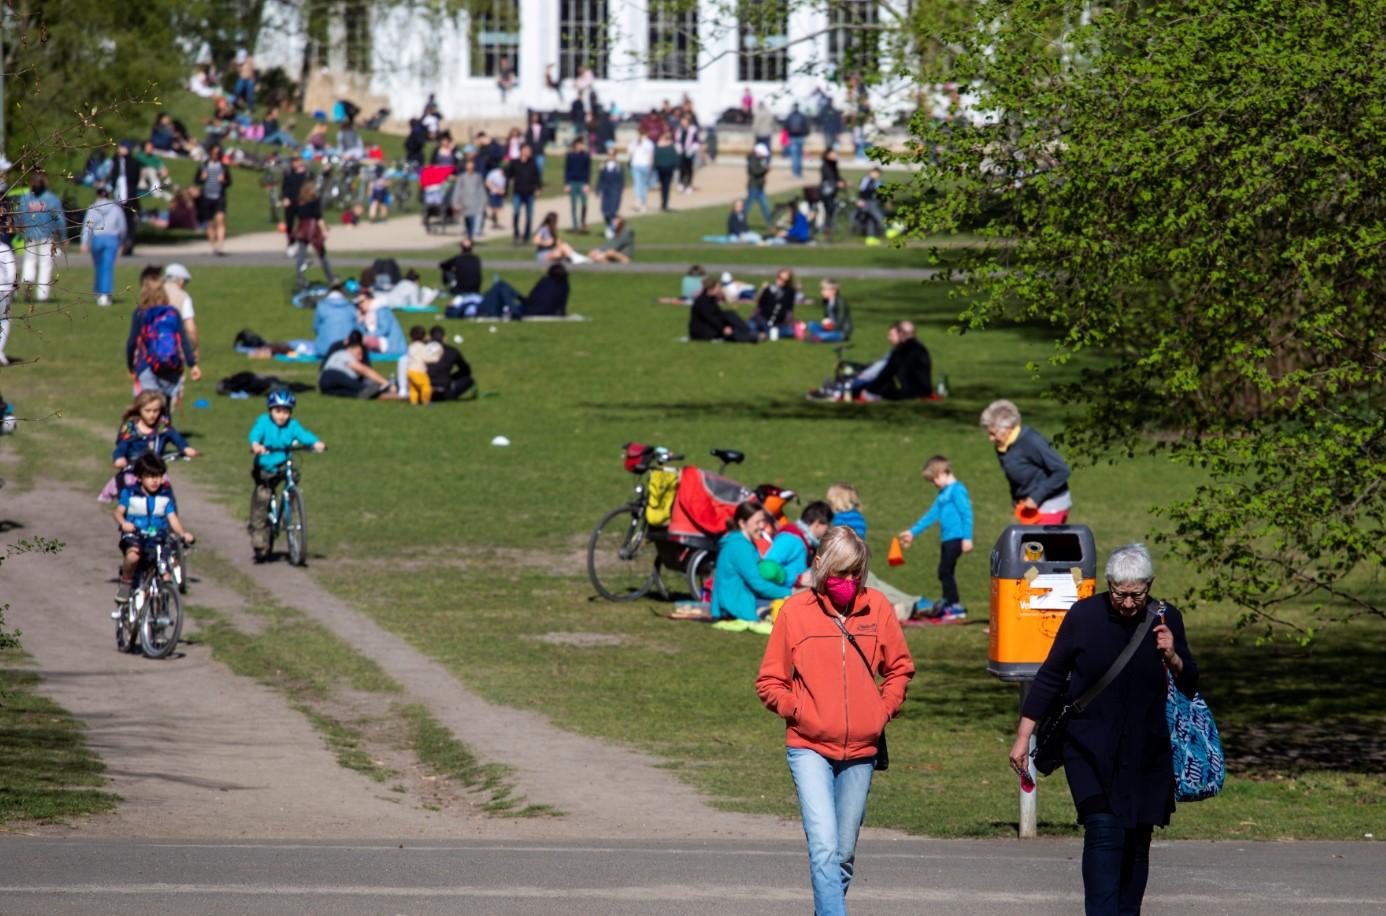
[756,526,915,916]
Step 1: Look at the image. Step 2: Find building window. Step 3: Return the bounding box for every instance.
[560,0,610,79]
[827,0,879,75]
[470,0,521,78]
[344,3,372,73]
[648,0,698,81]
[737,2,788,83]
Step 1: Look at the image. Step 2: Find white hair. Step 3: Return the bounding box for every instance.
[980,399,1022,433]
[1105,543,1154,585]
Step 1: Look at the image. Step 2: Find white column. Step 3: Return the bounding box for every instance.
[518,0,552,111]
[608,0,647,114]
[785,1,827,103]
[697,0,738,121]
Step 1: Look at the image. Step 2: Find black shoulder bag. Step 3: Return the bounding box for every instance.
[1031,604,1161,776]
[818,594,890,771]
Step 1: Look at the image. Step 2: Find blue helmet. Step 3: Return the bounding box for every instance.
[266,389,297,410]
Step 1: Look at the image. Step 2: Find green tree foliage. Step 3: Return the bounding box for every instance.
[901,0,1386,635]
[3,0,209,172]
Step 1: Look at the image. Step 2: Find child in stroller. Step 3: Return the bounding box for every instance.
[420,165,457,234]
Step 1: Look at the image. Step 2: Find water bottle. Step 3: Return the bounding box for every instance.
[937,374,949,397]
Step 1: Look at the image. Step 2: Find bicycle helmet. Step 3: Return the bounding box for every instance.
[266,389,297,410]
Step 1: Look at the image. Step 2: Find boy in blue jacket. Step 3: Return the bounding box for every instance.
[248,389,325,561]
[898,455,973,623]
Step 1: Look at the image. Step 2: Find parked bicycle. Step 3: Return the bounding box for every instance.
[113,528,185,659]
[262,444,315,566]
[587,445,746,602]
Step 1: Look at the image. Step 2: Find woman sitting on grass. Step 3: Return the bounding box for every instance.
[534,212,585,264]
[710,502,792,623]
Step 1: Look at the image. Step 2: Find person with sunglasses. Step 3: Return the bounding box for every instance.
[1008,543,1199,916]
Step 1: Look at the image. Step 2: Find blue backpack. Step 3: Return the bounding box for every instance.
[138,305,185,375]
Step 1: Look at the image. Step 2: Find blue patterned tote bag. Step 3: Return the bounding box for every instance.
[1166,669,1225,801]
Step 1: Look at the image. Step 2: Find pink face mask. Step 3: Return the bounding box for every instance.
[823,576,861,608]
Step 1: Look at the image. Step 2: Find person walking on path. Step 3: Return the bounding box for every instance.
[746,143,773,227]
[110,142,142,255]
[563,136,593,232]
[16,172,64,303]
[752,99,776,150]
[628,133,654,213]
[453,157,488,241]
[195,144,232,256]
[979,399,1073,524]
[757,525,915,916]
[675,115,700,193]
[652,134,678,212]
[508,145,542,244]
[280,155,309,258]
[80,187,127,307]
[595,151,625,231]
[785,103,810,178]
[291,181,335,285]
[1010,543,1198,916]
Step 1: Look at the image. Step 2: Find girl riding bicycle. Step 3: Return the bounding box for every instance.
[248,389,326,562]
[100,391,199,503]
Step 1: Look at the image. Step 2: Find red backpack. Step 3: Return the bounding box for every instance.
[138,305,185,375]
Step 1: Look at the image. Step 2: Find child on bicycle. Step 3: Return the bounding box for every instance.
[114,453,194,605]
[248,389,326,562]
[100,390,200,502]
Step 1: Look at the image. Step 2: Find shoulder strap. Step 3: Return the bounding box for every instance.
[816,593,875,679]
[1072,601,1162,712]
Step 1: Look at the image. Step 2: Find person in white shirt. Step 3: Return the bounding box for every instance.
[162,264,198,359]
[628,134,655,213]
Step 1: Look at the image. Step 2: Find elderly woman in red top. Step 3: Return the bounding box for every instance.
[756,526,915,916]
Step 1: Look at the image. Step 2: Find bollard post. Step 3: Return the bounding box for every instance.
[1018,680,1037,839]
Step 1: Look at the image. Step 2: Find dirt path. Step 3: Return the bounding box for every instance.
[138,161,807,257]
[3,477,806,841]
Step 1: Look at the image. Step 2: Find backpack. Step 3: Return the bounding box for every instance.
[371,257,402,287]
[138,305,185,375]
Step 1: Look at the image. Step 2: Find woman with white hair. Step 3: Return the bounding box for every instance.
[1009,544,1199,916]
[757,525,915,916]
[979,399,1072,523]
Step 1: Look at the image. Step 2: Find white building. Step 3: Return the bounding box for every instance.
[255,0,895,126]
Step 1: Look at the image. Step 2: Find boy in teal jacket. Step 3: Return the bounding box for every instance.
[248,389,325,561]
[898,455,973,622]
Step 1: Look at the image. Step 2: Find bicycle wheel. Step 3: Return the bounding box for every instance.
[140,582,183,659]
[686,548,715,602]
[115,601,138,653]
[285,488,308,567]
[169,538,188,595]
[586,505,654,601]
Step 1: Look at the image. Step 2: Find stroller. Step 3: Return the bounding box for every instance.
[419,164,457,234]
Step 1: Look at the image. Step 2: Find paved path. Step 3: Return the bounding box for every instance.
[4,476,795,842]
[139,162,807,258]
[1,836,1380,915]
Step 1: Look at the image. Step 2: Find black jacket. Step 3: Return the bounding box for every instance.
[689,293,730,340]
[756,283,795,325]
[1022,596,1198,827]
[995,426,1070,506]
[508,159,542,196]
[281,170,307,213]
[112,153,142,204]
[864,337,931,400]
[426,344,471,390]
[440,253,482,295]
[525,276,568,316]
[727,209,750,236]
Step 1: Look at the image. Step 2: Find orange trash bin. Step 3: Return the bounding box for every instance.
[987,525,1097,682]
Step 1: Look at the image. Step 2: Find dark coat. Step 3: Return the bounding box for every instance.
[689,292,729,340]
[596,163,625,215]
[525,275,568,316]
[508,158,542,196]
[996,426,1071,506]
[563,150,592,186]
[865,336,931,399]
[439,253,482,295]
[756,283,795,326]
[1022,595,1199,828]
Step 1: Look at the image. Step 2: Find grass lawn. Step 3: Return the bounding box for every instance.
[0,650,119,826]
[6,258,1384,839]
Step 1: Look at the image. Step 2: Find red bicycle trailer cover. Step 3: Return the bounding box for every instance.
[668,466,754,538]
[419,165,454,188]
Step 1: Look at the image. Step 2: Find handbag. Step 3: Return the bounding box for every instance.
[1166,668,1225,801]
[820,594,890,771]
[1031,604,1159,776]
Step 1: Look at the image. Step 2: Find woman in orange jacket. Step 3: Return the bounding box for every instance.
[756,526,915,916]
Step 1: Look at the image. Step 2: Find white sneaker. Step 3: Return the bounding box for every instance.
[570,253,590,265]
[285,245,295,259]
[97,294,111,307]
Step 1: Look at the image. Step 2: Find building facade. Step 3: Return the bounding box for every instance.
[255,0,892,125]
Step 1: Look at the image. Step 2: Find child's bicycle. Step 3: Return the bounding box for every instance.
[114,528,185,659]
[262,445,316,566]
[586,445,745,602]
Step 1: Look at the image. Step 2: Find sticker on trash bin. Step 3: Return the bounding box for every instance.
[1025,573,1080,610]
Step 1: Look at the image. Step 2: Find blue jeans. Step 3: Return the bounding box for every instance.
[534,154,546,179]
[786,747,874,916]
[1081,813,1153,916]
[512,193,535,240]
[788,137,805,177]
[746,187,773,227]
[90,234,120,295]
[632,166,652,207]
[233,77,255,110]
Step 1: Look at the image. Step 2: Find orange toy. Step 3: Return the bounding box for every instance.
[1014,503,1040,523]
[887,536,905,567]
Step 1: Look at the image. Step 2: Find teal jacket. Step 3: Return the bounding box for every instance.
[249,413,320,472]
[765,524,814,587]
[710,531,792,622]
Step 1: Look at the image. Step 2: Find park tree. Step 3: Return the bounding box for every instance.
[900,0,1386,637]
